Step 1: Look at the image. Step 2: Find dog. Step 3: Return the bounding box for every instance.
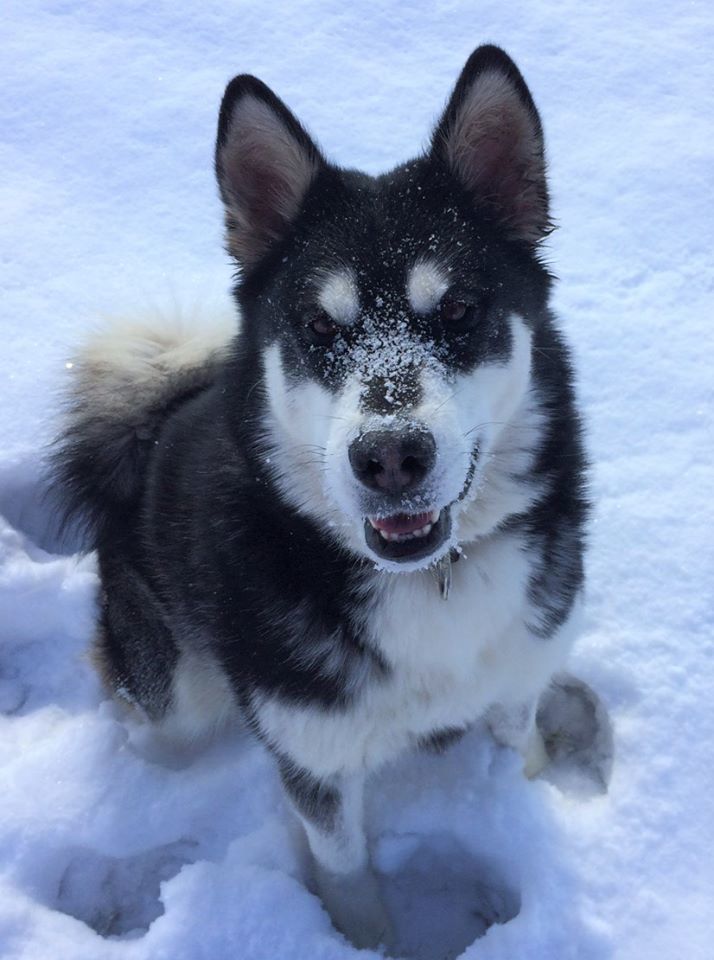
[53,44,587,949]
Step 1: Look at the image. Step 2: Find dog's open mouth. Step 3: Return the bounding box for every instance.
[365,508,451,563]
[361,448,478,566]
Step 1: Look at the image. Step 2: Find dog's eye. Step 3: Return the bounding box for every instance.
[439,299,469,322]
[307,312,339,344]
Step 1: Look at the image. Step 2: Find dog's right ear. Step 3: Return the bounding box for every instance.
[215,76,324,270]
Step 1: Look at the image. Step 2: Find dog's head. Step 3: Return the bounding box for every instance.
[216,46,552,572]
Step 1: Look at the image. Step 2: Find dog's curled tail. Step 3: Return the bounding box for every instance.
[50,314,234,547]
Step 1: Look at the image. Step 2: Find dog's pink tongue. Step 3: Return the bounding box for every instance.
[370,512,433,535]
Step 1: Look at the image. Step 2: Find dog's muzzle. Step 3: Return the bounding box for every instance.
[348,426,453,564]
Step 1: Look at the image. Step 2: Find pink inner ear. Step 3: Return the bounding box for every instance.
[219,96,318,265]
[446,73,547,243]
[224,148,294,251]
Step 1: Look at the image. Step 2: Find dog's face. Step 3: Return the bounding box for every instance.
[216,46,552,572]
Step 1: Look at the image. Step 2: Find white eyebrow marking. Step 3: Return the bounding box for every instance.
[317,269,359,325]
[407,260,449,314]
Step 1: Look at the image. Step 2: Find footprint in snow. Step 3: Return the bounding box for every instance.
[53,840,196,938]
[0,462,83,556]
[537,673,615,797]
[379,834,520,960]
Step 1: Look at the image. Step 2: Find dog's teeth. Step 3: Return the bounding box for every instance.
[413,523,433,538]
[377,523,434,543]
[429,509,440,524]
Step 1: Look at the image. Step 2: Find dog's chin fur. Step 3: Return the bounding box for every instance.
[51,45,589,951]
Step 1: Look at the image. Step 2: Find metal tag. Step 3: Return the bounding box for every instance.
[435,552,452,601]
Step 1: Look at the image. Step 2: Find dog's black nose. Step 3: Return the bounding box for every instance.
[348,428,436,494]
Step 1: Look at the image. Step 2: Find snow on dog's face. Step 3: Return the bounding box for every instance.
[216,47,552,571]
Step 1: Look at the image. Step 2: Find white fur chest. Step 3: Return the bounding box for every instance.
[254,532,575,778]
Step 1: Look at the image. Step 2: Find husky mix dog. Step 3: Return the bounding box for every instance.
[54,45,587,948]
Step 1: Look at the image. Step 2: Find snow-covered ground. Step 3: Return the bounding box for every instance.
[2,1,713,958]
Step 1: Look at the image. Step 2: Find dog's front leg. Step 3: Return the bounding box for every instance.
[278,759,390,949]
[487,698,549,779]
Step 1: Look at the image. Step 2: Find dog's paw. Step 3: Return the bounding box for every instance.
[522,727,549,780]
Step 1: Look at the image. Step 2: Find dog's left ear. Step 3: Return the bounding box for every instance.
[431,45,550,245]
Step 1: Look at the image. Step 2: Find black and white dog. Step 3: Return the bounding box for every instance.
[54,45,587,948]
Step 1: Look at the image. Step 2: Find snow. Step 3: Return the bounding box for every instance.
[2,1,714,958]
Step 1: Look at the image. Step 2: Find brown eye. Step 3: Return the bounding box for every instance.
[307,311,339,344]
[440,299,468,322]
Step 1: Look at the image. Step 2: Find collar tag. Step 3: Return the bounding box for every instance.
[435,552,452,600]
